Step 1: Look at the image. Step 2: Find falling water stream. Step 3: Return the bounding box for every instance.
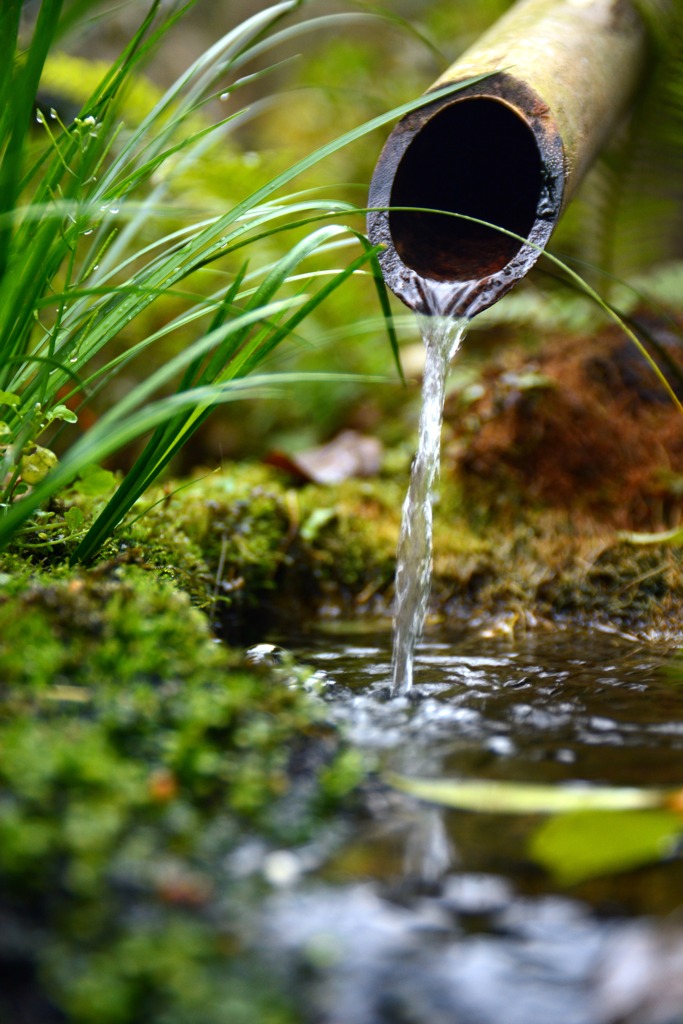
[391,313,468,694]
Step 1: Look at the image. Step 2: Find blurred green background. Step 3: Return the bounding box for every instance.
[33,0,683,469]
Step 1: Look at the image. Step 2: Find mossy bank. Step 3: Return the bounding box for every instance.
[4,321,683,1021]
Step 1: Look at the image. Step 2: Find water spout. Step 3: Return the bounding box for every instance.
[373,0,656,694]
[368,0,650,318]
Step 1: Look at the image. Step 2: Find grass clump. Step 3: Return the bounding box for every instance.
[0,0,483,563]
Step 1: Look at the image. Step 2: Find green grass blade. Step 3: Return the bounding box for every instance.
[0,0,64,277]
[71,233,380,562]
[69,370,385,564]
[231,240,382,379]
[0,5,21,140]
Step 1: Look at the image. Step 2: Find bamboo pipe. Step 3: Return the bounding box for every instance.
[367,0,649,318]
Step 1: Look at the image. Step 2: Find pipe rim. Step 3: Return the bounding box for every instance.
[367,73,565,318]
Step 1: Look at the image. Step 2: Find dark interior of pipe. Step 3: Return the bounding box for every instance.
[389,97,544,281]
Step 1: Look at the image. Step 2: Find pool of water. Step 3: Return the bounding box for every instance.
[306,625,683,777]
[258,624,683,1024]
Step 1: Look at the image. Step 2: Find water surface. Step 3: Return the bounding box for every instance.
[263,625,683,1024]
[289,624,683,904]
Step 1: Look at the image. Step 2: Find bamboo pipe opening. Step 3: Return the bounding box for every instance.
[388,97,544,282]
[369,0,648,317]
[367,76,565,316]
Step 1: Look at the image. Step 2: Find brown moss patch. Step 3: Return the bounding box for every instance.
[445,320,683,530]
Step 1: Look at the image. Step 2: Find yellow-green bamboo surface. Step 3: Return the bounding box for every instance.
[432,0,648,207]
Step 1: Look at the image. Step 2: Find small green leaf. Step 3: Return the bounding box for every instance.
[64,506,85,532]
[529,809,683,886]
[46,404,78,425]
[0,391,20,408]
[76,465,117,497]
[20,446,58,485]
[300,507,336,543]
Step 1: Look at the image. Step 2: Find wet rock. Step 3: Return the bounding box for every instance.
[439,872,513,917]
[263,880,616,1024]
[594,921,683,1024]
[262,890,674,1024]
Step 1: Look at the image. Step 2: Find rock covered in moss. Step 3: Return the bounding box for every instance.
[0,564,363,1024]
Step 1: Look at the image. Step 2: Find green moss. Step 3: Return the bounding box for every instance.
[53,468,400,623]
[0,567,223,689]
[294,479,401,598]
[0,559,356,1023]
[121,471,293,617]
[12,448,683,637]
[53,457,681,632]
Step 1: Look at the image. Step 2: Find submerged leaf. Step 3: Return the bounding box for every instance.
[386,774,671,814]
[529,809,683,885]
